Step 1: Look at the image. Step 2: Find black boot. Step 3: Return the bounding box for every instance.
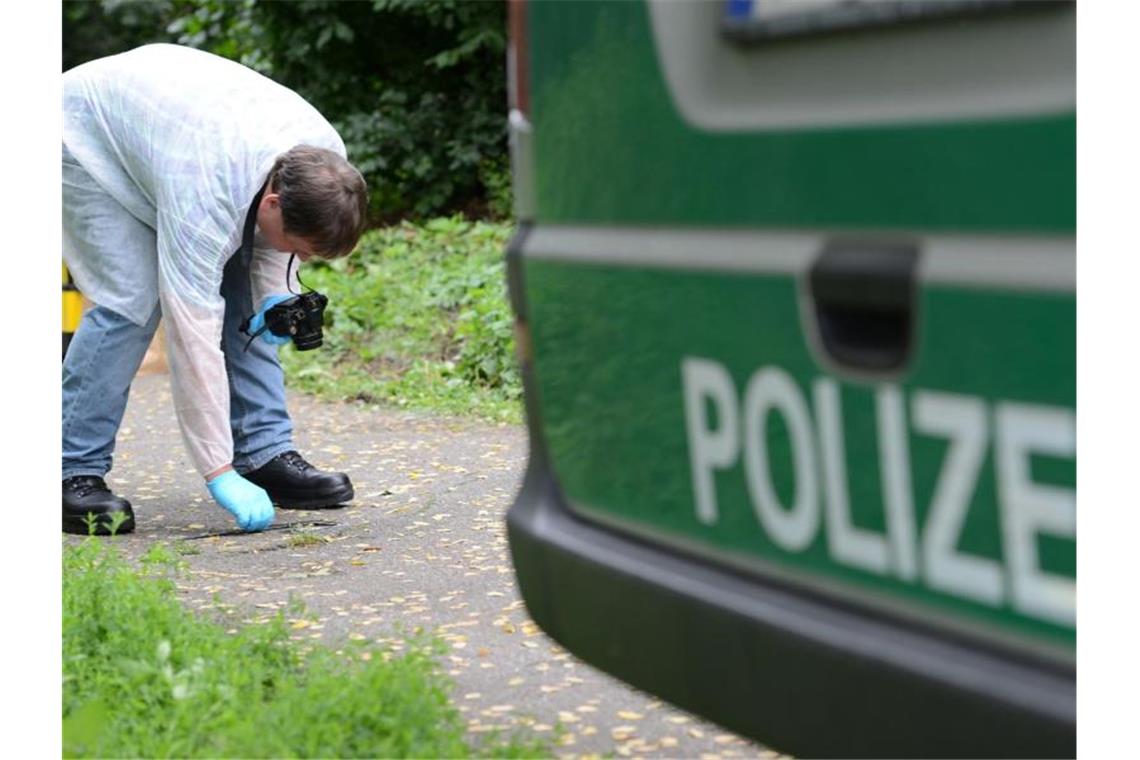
[243,450,353,509]
[63,476,136,535]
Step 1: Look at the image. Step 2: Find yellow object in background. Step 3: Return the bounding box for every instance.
[63,263,83,358]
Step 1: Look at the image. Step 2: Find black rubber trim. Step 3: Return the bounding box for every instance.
[253,484,354,510]
[504,228,1074,759]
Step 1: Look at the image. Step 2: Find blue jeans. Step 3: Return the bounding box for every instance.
[62,253,294,480]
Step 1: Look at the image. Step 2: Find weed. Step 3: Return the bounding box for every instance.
[81,510,130,537]
[107,511,130,535]
[172,541,201,556]
[285,527,328,549]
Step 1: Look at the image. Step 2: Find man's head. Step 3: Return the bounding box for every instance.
[256,146,368,261]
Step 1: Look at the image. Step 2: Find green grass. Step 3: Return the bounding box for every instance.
[63,539,548,758]
[280,217,523,424]
[285,526,330,548]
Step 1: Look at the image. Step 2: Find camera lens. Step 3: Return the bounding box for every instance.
[293,331,323,351]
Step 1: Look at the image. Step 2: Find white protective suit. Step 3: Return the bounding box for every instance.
[63,44,346,477]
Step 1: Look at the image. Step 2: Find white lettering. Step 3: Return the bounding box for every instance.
[742,368,820,552]
[995,403,1076,627]
[682,357,740,525]
[815,378,891,576]
[877,385,919,582]
[678,358,1075,629]
[913,391,1003,606]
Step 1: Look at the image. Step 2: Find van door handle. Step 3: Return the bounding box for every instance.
[807,241,919,374]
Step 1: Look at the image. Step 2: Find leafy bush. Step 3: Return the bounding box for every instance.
[63,538,546,758]
[63,0,511,222]
[280,217,522,423]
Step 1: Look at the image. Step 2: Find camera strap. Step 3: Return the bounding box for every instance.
[237,181,271,352]
[235,181,321,353]
[238,180,268,268]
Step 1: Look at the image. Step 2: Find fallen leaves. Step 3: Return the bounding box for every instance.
[611,725,637,741]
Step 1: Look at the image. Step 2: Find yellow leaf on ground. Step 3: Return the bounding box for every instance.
[611,725,637,741]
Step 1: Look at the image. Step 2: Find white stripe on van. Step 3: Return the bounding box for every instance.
[524,226,1074,292]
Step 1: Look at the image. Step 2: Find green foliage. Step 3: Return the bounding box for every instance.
[480,155,515,221]
[62,1,176,72]
[63,539,547,758]
[63,0,511,221]
[281,218,522,423]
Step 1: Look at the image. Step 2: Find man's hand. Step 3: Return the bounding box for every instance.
[245,294,294,345]
[207,470,275,532]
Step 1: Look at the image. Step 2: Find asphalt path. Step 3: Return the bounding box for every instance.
[72,372,785,759]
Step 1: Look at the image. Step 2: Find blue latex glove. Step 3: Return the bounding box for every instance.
[207,470,275,532]
[246,294,294,346]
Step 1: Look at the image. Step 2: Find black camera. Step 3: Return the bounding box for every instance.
[259,291,329,351]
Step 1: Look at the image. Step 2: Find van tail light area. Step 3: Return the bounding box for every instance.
[508,0,529,117]
[506,0,536,220]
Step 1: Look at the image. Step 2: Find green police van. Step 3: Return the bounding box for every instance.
[504,1,1075,756]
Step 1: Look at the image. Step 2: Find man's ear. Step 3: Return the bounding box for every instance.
[261,193,281,211]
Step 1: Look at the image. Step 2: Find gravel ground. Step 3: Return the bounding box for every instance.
[69,372,787,759]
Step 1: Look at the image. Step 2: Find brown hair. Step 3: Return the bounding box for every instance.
[268,146,368,259]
